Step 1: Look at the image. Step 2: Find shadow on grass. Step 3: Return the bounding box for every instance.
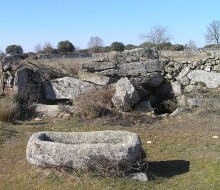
[148,160,190,178]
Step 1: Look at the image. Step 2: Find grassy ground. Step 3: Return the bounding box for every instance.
[0,108,219,190]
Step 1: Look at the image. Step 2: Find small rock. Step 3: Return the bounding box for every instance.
[127,172,148,182]
[34,117,42,121]
[212,136,219,139]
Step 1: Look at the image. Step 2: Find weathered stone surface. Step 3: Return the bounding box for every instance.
[212,64,220,72]
[14,68,28,93]
[184,84,200,93]
[186,98,203,108]
[179,76,190,86]
[78,71,112,86]
[130,73,164,87]
[187,70,220,88]
[82,61,116,71]
[176,66,191,81]
[171,81,182,96]
[35,104,60,117]
[44,77,95,100]
[133,101,154,112]
[112,77,140,111]
[100,60,167,76]
[26,130,142,170]
[109,48,159,64]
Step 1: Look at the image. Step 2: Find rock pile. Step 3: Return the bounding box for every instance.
[1,49,220,117]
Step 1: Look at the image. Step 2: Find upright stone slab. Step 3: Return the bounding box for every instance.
[14,68,29,93]
[112,77,140,111]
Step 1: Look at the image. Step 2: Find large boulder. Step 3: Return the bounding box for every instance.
[100,60,167,76]
[112,77,140,111]
[26,130,142,170]
[44,77,95,100]
[187,70,220,88]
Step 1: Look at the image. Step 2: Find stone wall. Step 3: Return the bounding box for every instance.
[160,48,220,57]
[1,48,220,116]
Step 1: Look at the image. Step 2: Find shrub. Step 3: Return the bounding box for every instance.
[170,44,184,51]
[5,45,23,55]
[125,44,137,50]
[14,85,37,120]
[0,98,18,123]
[57,40,75,54]
[204,44,220,49]
[111,42,125,52]
[85,148,147,178]
[73,88,114,120]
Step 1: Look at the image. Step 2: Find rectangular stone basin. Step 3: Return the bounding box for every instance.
[26,130,142,170]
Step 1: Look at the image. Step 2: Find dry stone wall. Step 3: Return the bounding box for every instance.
[1,48,220,116]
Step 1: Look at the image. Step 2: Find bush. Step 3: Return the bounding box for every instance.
[170,44,184,51]
[111,42,125,52]
[73,88,114,120]
[204,44,220,49]
[139,42,154,48]
[5,45,23,55]
[57,40,75,54]
[0,98,18,123]
[125,44,137,50]
[85,150,147,178]
[14,83,38,120]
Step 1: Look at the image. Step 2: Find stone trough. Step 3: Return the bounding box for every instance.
[26,130,142,170]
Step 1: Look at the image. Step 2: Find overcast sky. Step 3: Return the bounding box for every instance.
[0,0,219,52]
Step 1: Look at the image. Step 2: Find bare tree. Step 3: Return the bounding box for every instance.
[140,25,172,45]
[205,21,220,44]
[34,43,42,53]
[88,36,104,53]
[44,41,53,49]
[187,40,197,49]
[42,41,55,54]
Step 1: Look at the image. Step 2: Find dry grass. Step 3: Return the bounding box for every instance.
[0,109,219,190]
[27,57,93,79]
[73,87,114,120]
[0,97,18,123]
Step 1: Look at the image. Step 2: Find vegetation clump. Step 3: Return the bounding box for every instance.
[111,42,125,52]
[57,40,75,54]
[73,88,114,120]
[5,45,23,55]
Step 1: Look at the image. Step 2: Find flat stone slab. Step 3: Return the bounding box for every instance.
[26,130,142,170]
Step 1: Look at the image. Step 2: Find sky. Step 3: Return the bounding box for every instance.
[0,0,220,52]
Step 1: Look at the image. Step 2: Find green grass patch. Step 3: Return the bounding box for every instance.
[0,111,219,190]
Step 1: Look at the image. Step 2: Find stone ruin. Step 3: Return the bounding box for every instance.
[4,49,216,180]
[1,48,220,117]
